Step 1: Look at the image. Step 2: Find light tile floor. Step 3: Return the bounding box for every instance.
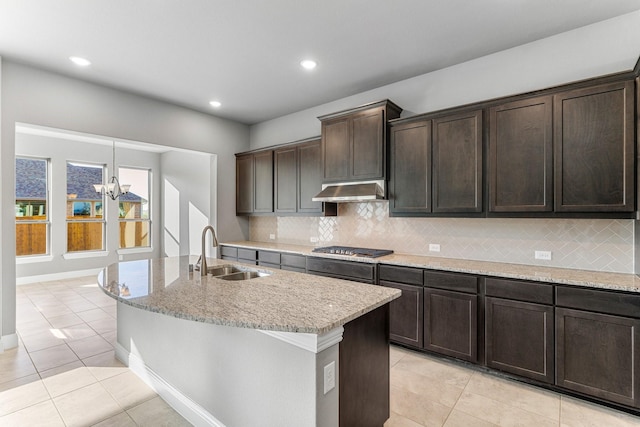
[1,276,191,426]
[385,345,640,427]
[4,276,640,426]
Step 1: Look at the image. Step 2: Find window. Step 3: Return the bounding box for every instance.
[66,162,105,252]
[118,167,150,249]
[15,157,50,256]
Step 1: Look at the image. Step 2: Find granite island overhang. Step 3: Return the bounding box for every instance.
[98,256,400,427]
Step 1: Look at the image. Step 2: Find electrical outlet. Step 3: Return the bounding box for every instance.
[310,237,319,243]
[535,250,552,260]
[324,361,335,394]
[269,233,275,240]
[429,243,440,252]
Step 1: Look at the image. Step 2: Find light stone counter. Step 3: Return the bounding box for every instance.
[98,255,400,334]
[223,240,640,293]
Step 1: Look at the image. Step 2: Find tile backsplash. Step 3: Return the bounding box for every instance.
[250,201,635,273]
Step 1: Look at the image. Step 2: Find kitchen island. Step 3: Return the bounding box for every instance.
[98,256,400,427]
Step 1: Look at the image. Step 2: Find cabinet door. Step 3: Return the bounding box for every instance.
[389,120,432,214]
[554,81,634,212]
[432,110,483,213]
[274,147,297,213]
[556,307,640,407]
[424,288,477,362]
[322,117,350,181]
[380,281,424,348]
[352,108,385,179]
[253,150,273,213]
[297,140,323,213]
[489,96,553,212]
[486,297,554,384]
[236,154,254,214]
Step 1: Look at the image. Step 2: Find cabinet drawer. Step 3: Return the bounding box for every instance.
[258,251,280,265]
[282,266,306,274]
[424,271,477,294]
[556,286,640,319]
[237,249,258,261]
[486,278,553,305]
[258,261,280,269]
[220,246,238,258]
[379,265,423,286]
[307,257,376,283]
[281,253,306,269]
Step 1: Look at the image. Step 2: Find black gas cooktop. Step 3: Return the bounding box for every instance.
[312,246,393,258]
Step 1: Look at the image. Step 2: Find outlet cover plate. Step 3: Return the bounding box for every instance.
[429,243,441,252]
[535,250,552,260]
[324,361,335,394]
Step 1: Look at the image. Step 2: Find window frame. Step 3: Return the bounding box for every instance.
[65,160,106,253]
[117,166,152,250]
[15,156,51,257]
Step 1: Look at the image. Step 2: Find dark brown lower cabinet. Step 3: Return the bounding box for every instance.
[380,280,423,348]
[424,288,477,362]
[556,307,640,408]
[485,297,554,383]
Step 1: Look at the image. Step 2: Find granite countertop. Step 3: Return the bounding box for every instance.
[222,241,640,293]
[98,256,400,334]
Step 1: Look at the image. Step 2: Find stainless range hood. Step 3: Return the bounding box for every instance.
[312,180,385,203]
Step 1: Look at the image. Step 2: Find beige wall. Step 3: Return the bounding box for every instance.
[246,12,640,276]
[1,60,250,343]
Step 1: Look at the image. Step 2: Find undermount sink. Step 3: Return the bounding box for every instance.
[205,265,270,281]
[206,266,241,277]
[218,271,269,281]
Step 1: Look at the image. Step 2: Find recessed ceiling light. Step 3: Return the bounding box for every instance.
[209,101,222,108]
[69,56,91,67]
[300,59,317,70]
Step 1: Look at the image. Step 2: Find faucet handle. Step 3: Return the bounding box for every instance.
[195,255,202,270]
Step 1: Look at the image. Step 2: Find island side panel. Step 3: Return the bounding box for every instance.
[116,302,338,427]
[339,303,390,427]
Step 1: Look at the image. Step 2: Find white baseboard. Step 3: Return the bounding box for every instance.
[115,343,226,427]
[0,333,19,351]
[16,268,103,285]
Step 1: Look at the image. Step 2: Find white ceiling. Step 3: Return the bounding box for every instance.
[1,1,640,125]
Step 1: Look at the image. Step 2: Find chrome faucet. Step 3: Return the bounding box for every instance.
[199,225,219,276]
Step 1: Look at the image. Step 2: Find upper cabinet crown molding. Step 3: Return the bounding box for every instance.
[317,99,402,122]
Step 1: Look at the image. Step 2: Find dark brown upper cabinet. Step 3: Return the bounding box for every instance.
[274,139,326,214]
[297,139,324,214]
[274,146,297,213]
[235,150,273,215]
[389,120,432,214]
[319,100,402,182]
[432,110,483,213]
[236,153,254,215]
[237,139,335,217]
[253,150,274,213]
[489,96,553,212]
[554,81,635,212]
[389,110,482,216]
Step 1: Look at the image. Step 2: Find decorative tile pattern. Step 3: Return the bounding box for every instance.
[250,201,635,273]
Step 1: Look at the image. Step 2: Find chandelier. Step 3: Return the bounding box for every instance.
[93,141,131,200]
